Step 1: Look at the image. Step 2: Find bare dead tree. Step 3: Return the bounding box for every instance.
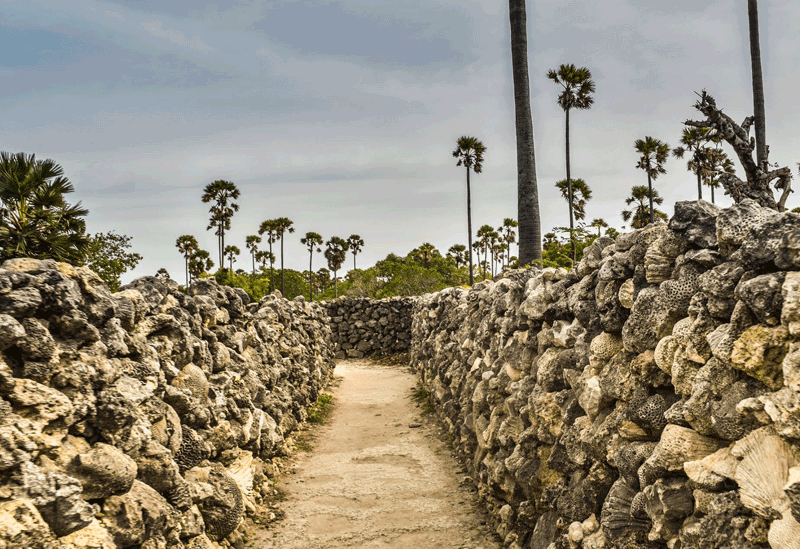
[685,90,792,211]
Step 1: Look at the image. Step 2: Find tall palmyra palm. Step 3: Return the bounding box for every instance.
[634,136,670,224]
[258,219,280,292]
[547,64,595,263]
[622,185,667,229]
[453,136,486,286]
[0,152,90,263]
[500,218,518,266]
[699,147,737,204]
[555,178,592,222]
[255,250,274,275]
[447,244,467,269]
[672,126,717,200]
[245,235,261,275]
[589,218,608,237]
[347,234,364,270]
[324,236,349,298]
[301,231,323,301]
[201,180,240,267]
[273,217,294,295]
[749,0,767,168]
[508,0,542,266]
[176,234,199,286]
[224,245,240,272]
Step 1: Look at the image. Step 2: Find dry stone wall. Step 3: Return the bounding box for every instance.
[322,296,414,358]
[0,259,334,549]
[410,200,800,549]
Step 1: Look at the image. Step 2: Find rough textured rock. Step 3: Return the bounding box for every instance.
[321,296,414,358]
[0,260,334,548]
[410,201,800,549]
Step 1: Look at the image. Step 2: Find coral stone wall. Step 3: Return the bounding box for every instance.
[0,259,334,549]
[322,296,414,358]
[410,200,800,549]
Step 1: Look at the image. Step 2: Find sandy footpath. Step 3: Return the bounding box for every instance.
[250,359,502,549]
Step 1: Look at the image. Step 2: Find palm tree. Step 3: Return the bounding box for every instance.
[547,64,595,262]
[476,225,495,280]
[272,217,294,295]
[472,241,483,280]
[224,245,240,272]
[699,147,737,203]
[672,126,718,200]
[748,0,766,168]
[347,234,365,270]
[324,236,348,298]
[0,152,90,264]
[316,268,331,294]
[634,136,670,224]
[245,235,261,275]
[176,235,199,286]
[589,218,608,237]
[258,219,280,292]
[301,231,323,301]
[500,218,518,266]
[201,180,240,267]
[555,178,592,222]
[453,136,486,286]
[447,244,467,268]
[412,242,437,269]
[508,0,542,266]
[188,249,214,280]
[622,185,667,229]
[255,250,274,277]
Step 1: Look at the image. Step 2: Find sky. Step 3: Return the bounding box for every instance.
[2,0,800,285]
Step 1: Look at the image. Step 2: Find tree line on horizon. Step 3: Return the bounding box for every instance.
[173,179,367,300]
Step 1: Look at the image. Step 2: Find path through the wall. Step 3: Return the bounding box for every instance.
[250,358,502,549]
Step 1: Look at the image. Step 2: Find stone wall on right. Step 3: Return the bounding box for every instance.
[410,199,800,549]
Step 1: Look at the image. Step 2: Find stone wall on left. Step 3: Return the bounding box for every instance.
[0,259,335,549]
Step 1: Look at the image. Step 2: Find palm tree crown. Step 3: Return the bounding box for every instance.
[622,185,667,229]
[347,234,365,270]
[555,178,592,221]
[0,152,90,264]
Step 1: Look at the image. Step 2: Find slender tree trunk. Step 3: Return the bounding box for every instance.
[353,253,356,271]
[510,0,541,267]
[334,270,338,298]
[220,224,225,271]
[280,234,285,295]
[565,107,575,263]
[309,249,314,301]
[268,241,274,292]
[697,168,703,201]
[648,172,654,224]
[185,257,189,287]
[749,0,767,168]
[466,166,474,285]
[711,184,715,204]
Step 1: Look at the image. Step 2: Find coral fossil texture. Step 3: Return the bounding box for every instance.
[0,259,334,548]
[410,199,800,549]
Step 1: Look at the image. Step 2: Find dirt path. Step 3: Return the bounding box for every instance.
[250,359,503,549]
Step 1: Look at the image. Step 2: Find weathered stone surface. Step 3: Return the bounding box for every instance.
[668,200,721,249]
[408,204,800,547]
[0,260,335,546]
